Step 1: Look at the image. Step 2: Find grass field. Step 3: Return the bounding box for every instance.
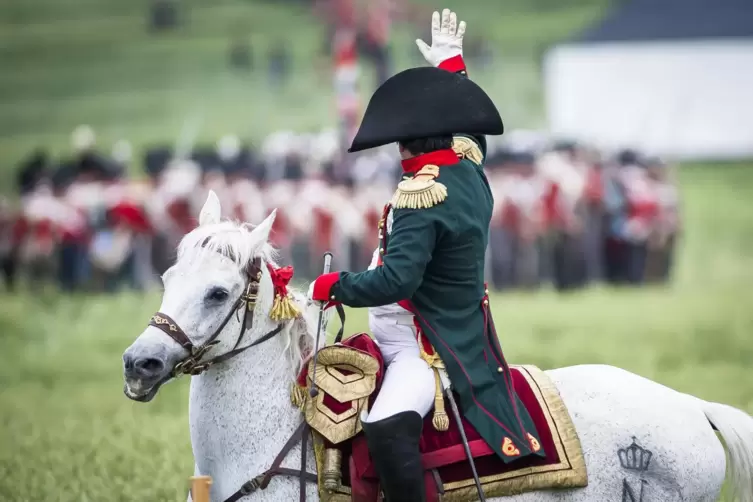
[0,162,752,501]
[2,1,752,500]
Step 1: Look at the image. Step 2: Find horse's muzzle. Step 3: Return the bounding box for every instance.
[123,377,166,402]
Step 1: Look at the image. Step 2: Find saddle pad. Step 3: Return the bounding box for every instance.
[344,365,587,501]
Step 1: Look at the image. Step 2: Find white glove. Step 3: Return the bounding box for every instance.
[307,281,328,309]
[415,8,467,68]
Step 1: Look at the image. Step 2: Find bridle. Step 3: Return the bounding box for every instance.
[148,256,283,377]
[147,255,317,501]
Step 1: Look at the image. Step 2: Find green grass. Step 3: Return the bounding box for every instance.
[1,163,752,500]
[1,1,750,499]
[0,0,610,191]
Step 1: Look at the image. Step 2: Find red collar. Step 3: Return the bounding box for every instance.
[401,149,459,174]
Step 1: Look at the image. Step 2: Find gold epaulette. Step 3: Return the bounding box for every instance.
[391,164,447,210]
[452,136,484,165]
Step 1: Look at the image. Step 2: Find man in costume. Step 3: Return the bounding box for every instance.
[308,9,545,502]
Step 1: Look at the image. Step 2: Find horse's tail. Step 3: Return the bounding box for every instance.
[702,401,753,502]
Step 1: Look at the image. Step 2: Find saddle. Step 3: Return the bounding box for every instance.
[292,333,587,502]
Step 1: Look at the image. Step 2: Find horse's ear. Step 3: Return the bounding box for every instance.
[199,190,221,226]
[250,209,277,243]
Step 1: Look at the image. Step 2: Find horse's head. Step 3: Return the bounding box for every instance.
[122,190,287,402]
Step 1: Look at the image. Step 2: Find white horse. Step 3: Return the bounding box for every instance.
[123,192,753,502]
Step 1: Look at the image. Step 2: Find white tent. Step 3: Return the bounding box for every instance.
[544,0,753,160]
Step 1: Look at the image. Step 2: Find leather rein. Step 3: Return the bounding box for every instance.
[148,257,282,377]
[147,256,317,501]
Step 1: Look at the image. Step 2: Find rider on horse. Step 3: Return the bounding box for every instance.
[308,9,546,502]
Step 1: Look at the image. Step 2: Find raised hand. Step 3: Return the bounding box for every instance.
[415,8,467,68]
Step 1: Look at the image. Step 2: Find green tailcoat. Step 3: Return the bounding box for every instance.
[320,140,546,463]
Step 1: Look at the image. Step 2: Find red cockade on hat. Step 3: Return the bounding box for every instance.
[267,263,301,321]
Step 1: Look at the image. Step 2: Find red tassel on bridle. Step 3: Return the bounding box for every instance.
[267,264,301,321]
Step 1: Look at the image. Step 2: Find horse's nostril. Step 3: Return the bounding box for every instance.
[134,357,165,376]
[123,354,135,371]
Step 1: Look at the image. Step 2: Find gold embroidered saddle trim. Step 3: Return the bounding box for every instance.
[439,365,588,500]
[310,365,587,502]
[297,344,380,445]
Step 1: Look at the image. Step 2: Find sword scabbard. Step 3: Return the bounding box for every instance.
[444,387,487,502]
[309,252,333,398]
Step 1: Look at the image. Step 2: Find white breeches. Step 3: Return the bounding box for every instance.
[362,309,436,423]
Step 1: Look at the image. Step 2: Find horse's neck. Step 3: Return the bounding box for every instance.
[188,329,315,501]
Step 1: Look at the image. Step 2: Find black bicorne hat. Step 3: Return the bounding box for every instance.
[348,67,504,153]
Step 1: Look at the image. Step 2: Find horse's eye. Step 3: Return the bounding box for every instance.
[207,288,229,302]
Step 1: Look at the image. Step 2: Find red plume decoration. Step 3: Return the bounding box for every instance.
[267,264,301,321]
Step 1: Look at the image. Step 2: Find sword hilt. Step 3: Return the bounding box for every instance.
[309,252,333,398]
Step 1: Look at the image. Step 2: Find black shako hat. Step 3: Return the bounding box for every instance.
[348,67,504,153]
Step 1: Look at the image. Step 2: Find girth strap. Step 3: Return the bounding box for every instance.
[224,421,317,502]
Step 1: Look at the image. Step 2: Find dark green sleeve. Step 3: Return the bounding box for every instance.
[330,207,438,307]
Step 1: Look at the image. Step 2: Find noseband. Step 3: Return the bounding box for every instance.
[148,255,319,501]
[148,257,283,377]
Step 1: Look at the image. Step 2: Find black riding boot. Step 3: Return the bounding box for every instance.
[362,411,425,502]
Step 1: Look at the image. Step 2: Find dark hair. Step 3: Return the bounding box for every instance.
[399,135,453,156]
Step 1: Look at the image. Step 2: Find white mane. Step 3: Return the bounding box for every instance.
[175,215,318,378]
[177,219,279,267]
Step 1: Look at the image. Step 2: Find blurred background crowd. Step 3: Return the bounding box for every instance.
[2,0,752,500]
[5,0,750,297]
[0,126,680,294]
